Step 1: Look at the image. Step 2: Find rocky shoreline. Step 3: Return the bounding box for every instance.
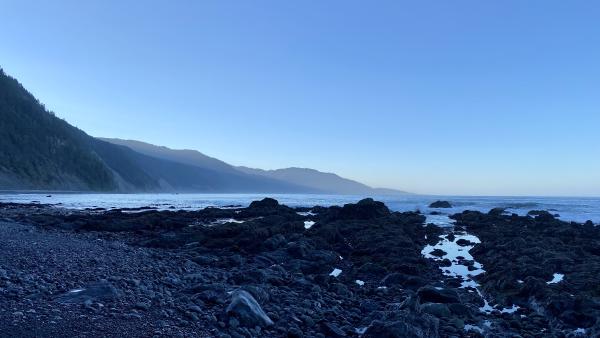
[0,199,598,337]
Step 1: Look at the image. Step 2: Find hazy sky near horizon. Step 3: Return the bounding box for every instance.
[2,1,600,196]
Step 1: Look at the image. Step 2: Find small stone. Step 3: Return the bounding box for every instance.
[229,317,240,328]
[135,302,151,310]
[188,305,202,313]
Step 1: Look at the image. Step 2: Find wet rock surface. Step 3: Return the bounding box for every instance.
[0,200,597,337]
[452,210,600,337]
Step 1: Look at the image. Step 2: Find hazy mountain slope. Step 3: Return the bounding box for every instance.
[100,139,409,195]
[370,187,410,195]
[0,68,116,191]
[98,139,324,193]
[98,138,236,173]
[237,167,408,195]
[125,152,320,193]
[89,140,160,191]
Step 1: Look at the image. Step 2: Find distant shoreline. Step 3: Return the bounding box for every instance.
[1,190,599,199]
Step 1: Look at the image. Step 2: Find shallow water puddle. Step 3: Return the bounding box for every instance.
[355,280,365,286]
[464,319,492,334]
[329,268,342,277]
[421,232,485,288]
[500,304,520,314]
[422,215,520,315]
[297,211,316,216]
[304,221,315,229]
[464,324,484,334]
[213,218,245,225]
[355,326,368,335]
[188,218,246,227]
[546,273,564,284]
[425,213,456,227]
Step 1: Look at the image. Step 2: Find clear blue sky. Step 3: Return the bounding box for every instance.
[2,1,600,196]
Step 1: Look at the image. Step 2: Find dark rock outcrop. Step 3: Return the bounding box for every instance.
[452,209,600,333]
[338,198,390,220]
[429,201,452,208]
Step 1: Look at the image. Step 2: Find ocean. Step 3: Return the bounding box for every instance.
[1,193,599,224]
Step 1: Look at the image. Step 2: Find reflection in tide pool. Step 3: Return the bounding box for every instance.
[297,211,316,217]
[329,268,342,277]
[421,214,521,317]
[425,213,457,227]
[547,273,564,284]
[422,232,484,288]
[304,221,315,229]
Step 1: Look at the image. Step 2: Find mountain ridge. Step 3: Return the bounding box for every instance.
[0,68,408,194]
[100,138,409,195]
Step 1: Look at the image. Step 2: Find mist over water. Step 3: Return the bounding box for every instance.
[1,193,599,223]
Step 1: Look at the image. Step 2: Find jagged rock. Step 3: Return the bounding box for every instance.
[249,198,279,209]
[338,198,390,220]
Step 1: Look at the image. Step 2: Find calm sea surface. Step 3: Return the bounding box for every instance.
[1,193,599,223]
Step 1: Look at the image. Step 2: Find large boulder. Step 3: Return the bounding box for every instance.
[338,198,390,220]
[249,198,279,209]
[226,290,274,328]
[429,201,452,208]
[242,198,296,218]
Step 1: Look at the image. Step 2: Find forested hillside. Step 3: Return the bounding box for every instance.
[0,68,116,190]
[0,68,405,194]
